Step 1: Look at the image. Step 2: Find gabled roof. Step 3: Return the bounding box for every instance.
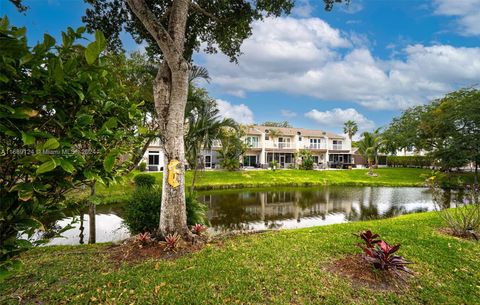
[245,125,344,139]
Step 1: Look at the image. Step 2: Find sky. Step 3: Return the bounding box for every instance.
[3,0,480,136]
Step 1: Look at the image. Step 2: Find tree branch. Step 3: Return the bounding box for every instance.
[190,2,221,22]
[126,0,182,64]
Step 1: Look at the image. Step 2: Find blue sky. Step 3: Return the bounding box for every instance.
[3,0,480,136]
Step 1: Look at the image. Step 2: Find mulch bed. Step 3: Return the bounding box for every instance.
[326,254,414,292]
[108,237,208,264]
[437,228,479,241]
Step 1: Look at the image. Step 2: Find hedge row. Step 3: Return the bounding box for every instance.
[387,155,434,168]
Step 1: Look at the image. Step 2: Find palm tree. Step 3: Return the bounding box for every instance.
[185,88,237,191]
[343,120,358,142]
[357,128,383,175]
[267,128,281,169]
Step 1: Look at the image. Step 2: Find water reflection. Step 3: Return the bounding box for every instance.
[199,187,434,232]
[45,205,129,246]
[43,187,434,245]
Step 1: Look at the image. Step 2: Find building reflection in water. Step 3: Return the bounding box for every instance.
[199,187,434,232]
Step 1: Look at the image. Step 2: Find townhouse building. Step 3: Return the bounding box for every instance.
[141,125,353,171]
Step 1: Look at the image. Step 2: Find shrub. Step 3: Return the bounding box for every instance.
[355,230,413,276]
[133,174,156,188]
[162,233,181,252]
[428,177,480,239]
[297,149,314,170]
[138,161,147,172]
[387,156,433,168]
[123,186,162,234]
[123,189,208,234]
[186,193,209,226]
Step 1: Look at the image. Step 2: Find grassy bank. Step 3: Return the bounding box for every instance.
[92,168,437,204]
[1,212,479,304]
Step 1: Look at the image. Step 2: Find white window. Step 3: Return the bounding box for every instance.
[245,136,259,148]
[309,138,323,149]
[332,140,343,150]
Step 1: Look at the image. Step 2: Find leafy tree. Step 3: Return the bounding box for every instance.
[385,88,480,183]
[343,120,358,142]
[81,0,349,237]
[0,18,141,275]
[261,121,292,128]
[357,129,383,175]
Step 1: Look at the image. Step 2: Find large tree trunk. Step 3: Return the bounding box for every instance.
[127,0,192,238]
[155,62,191,238]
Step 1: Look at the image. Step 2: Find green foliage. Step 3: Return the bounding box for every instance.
[357,129,384,174]
[297,149,314,170]
[133,174,156,188]
[384,88,480,176]
[428,177,480,238]
[186,193,209,226]
[138,161,147,172]
[343,120,358,141]
[185,87,237,171]
[123,186,162,234]
[218,128,246,171]
[387,156,433,168]
[0,17,142,276]
[123,188,208,234]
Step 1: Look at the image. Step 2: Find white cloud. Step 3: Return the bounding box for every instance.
[280,109,297,118]
[202,16,480,110]
[292,0,315,18]
[305,108,374,132]
[434,0,480,36]
[216,99,254,124]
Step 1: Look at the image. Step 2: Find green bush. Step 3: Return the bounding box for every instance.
[387,156,433,168]
[138,161,147,172]
[133,174,156,188]
[186,193,209,226]
[123,186,162,234]
[123,189,209,234]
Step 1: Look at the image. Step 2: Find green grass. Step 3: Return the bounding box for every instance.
[89,168,438,204]
[1,212,479,304]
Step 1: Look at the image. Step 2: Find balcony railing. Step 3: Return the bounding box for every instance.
[306,143,326,149]
[245,142,260,148]
[331,144,343,150]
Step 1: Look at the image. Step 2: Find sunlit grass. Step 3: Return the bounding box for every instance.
[1,212,479,304]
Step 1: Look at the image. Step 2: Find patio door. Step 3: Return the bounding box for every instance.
[279,154,285,168]
[205,155,212,168]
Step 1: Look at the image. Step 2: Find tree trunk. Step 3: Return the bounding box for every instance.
[156,62,191,238]
[88,182,96,244]
[126,0,192,239]
[79,213,85,244]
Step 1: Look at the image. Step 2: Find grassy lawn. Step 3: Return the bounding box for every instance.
[91,168,437,204]
[1,211,479,304]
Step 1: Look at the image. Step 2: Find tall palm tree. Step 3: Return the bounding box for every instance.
[185,88,237,191]
[357,128,383,175]
[343,120,358,142]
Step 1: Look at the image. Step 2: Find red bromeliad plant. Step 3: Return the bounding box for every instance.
[354,230,381,248]
[355,231,413,276]
[163,233,181,252]
[191,224,207,236]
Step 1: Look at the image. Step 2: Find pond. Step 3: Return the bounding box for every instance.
[45,186,434,245]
